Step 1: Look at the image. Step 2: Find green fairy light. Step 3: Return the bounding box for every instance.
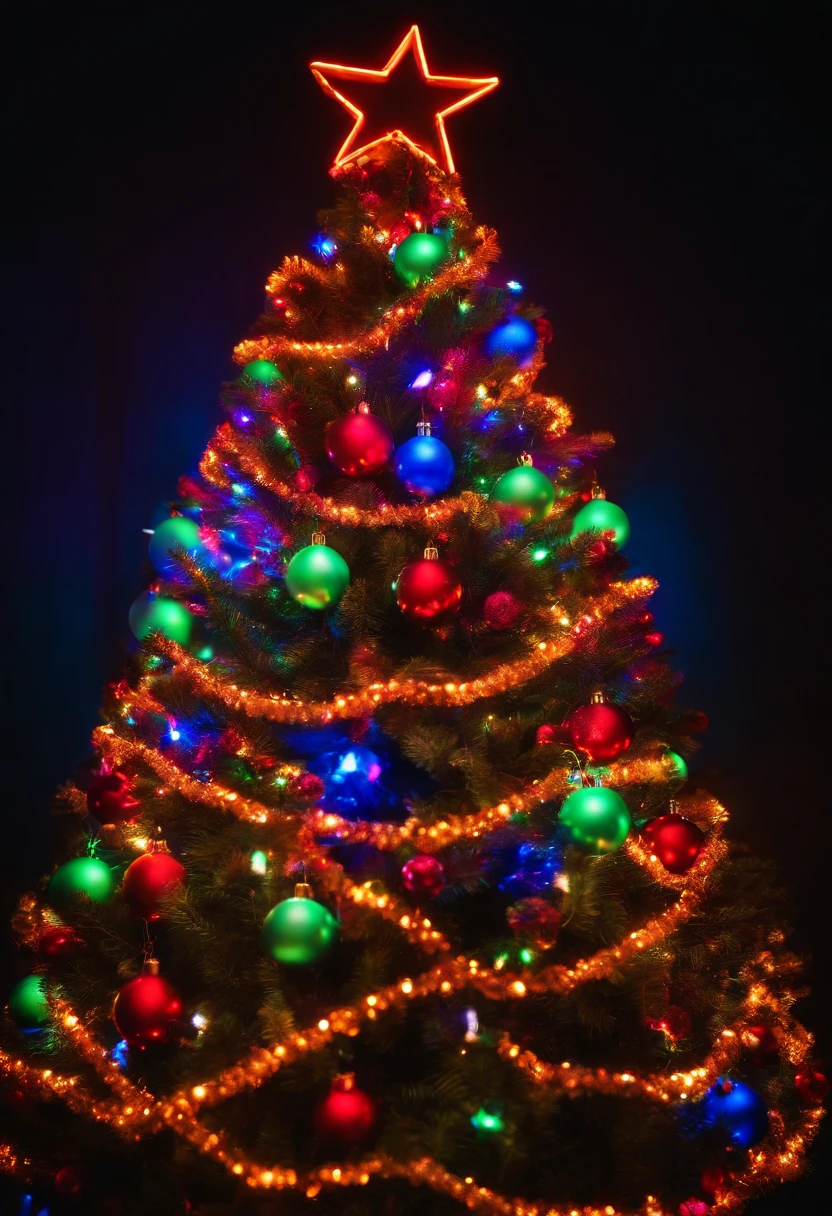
[274,776,287,787]
[196,645,213,661]
[251,850,268,875]
[471,1106,505,1133]
[519,947,535,965]
[459,300,471,313]
[532,548,549,562]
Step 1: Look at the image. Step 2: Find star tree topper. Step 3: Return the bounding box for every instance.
[311,26,499,174]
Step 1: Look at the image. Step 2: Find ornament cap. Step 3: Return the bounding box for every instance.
[589,690,606,704]
[144,958,161,976]
[668,797,680,815]
[294,882,313,899]
[423,545,439,561]
[518,452,533,466]
[591,483,607,500]
[356,401,371,415]
[311,531,326,547]
[416,419,431,437]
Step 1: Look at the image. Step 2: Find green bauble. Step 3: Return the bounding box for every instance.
[8,974,50,1031]
[571,498,631,549]
[242,358,283,386]
[147,516,204,576]
[393,233,448,287]
[285,543,350,610]
[48,857,115,911]
[262,894,338,965]
[666,750,689,782]
[128,593,192,644]
[492,465,555,523]
[559,786,632,855]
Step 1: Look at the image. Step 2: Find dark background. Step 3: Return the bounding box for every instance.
[2,1,827,1211]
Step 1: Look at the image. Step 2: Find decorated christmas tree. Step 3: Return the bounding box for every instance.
[1,26,824,1216]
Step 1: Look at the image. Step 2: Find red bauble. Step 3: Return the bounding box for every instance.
[567,699,634,763]
[113,971,183,1045]
[39,925,82,962]
[642,813,705,875]
[679,1201,710,1216]
[506,897,563,948]
[289,772,325,801]
[86,770,139,824]
[401,854,445,899]
[645,631,664,647]
[55,1164,83,1197]
[483,590,522,630]
[646,1004,691,1040]
[536,724,557,746]
[314,1076,377,1144]
[326,409,394,476]
[741,1024,779,1063]
[396,556,462,623]
[795,1070,829,1103]
[122,851,186,920]
[700,1166,725,1196]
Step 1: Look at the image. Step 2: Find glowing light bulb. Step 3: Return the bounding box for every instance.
[409,369,434,389]
[251,850,268,875]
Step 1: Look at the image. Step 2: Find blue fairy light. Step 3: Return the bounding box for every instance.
[111,1039,130,1069]
[311,233,337,261]
[507,280,523,292]
[409,369,434,390]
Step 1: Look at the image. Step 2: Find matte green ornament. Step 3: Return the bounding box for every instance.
[571,497,631,549]
[8,974,50,1031]
[48,857,115,911]
[666,750,689,782]
[492,463,555,523]
[393,232,448,287]
[285,536,350,610]
[242,358,283,386]
[262,885,338,965]
[559,785,632,854]
[128,593,192,644]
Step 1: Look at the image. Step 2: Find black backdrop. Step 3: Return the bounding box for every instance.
[2,1,828,1211]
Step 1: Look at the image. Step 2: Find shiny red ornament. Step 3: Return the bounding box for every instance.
[679,1201,710,1216]
[795,1070,829,1103]
[86,770,139,824]
[535,724,557,746]
[314,1075,377,1144]
[39,925,82,962]
[122,851,186,920]
[396,555,462,623]
[700,1166,725,1196]
[401,854,445,899]
[642,813,705,875]
[113,969,183,1046]
[741,1024,779,1062]
[567,698,634,763]
[54,1164,83,1197]
[646,1004,691,1040]
[289,772,325,801]
[645,630,664,647]
[326,409,394,476]
[483,590,522,630]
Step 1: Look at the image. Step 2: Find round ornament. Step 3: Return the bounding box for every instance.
[326,409,394,477]
[86,770,139,823]
[148,516,204,578]
[679,1201,710,1216]
[492,458,555,523]
[795,1070,829,1103]
[559,785,631,854]
[396,546,462,623]
[262,884,337,965]
[122,851,186,920]
[506,896,563,948]
[48,857,115,911]
[128,592,192,645]
[314,1075,377,1144]
[285,534,350,610]
[401,854,445,899]
[571,495,630,550]
[567,695,634,763]
[740,1025,778,1063]
[394,423,454,497]
[112,964,183,1046]
[484,317,538,367]
[393,232,448,286]
[54,1165,83,1198]
[700,1166,725,1196]
[8,974,50,1031]
[699,1077,769,1148]
[483,590,522,630]
[666,750,689,782]
[242,358,283,386]
[289,772,326,802]
[39,925,82,962]
[535,724,557,746]
[642,810,705,875]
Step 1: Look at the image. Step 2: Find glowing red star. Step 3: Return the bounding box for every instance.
[311,26,499,174]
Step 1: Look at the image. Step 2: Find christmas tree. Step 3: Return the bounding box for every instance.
[1,26,824,1216]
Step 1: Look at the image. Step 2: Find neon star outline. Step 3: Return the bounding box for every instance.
[310,25,499,174]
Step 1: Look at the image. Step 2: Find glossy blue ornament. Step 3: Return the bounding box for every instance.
[318,745,386,819]
[484,317,538,367]
[395,424,454,497]
[699,1078,769,1148]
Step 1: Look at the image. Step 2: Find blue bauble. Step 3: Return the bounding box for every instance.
[484,318,538,367]
[395,434,455,497]
[148,516,204,577]
[699,1078,769,1148]
[319,745,385,819]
